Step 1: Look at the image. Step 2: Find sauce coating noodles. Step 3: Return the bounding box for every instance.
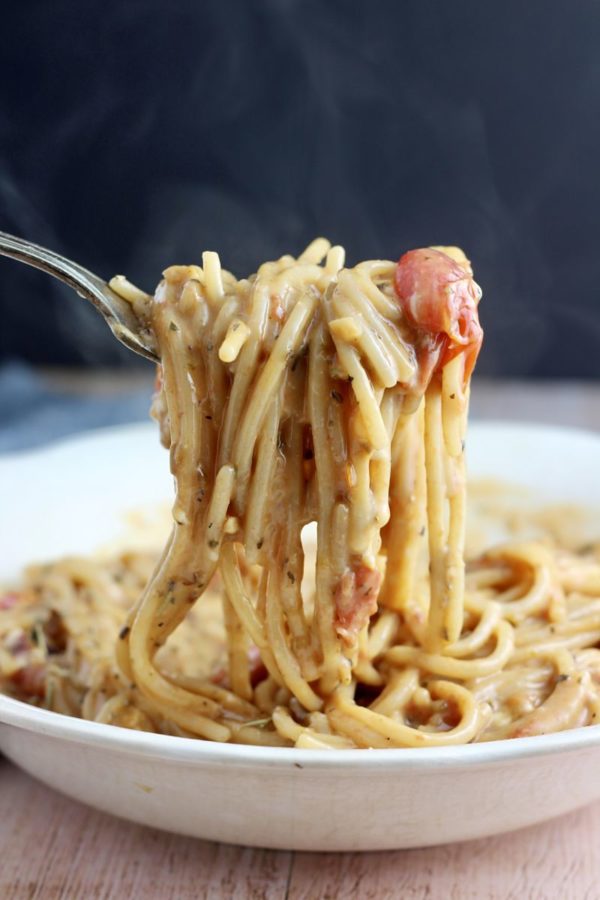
[2,240,600,748]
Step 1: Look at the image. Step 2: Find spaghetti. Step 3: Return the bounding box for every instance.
[2,240,600,748]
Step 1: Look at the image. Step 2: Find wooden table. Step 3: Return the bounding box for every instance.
[2,376,600,899]
[1,762,599,900]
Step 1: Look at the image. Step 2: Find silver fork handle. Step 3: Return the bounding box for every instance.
[0,231,158,362]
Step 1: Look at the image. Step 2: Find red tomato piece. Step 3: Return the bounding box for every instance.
[10,663,46,698]
[394,248,483,382]
[334,564,382,644]
[0,592,20,611]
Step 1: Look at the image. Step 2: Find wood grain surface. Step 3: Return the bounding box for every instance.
[1,376,600,899]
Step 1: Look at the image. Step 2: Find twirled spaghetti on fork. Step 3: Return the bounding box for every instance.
[2,239,600,748]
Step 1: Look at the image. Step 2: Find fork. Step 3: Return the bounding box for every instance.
[0,231,158,362]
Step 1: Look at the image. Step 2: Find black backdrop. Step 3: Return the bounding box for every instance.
[1,0,599,376]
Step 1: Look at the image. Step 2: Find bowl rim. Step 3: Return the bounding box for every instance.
[2,693,600,770]
[2,419,600,771]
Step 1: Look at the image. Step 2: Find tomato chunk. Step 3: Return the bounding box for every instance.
[0,592,20,611]
[334,564,381,644]
[10,663,46,698]
[394,248,483,381]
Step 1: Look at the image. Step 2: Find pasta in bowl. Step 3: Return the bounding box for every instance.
[1,421,599,849]
[1,239,600,849]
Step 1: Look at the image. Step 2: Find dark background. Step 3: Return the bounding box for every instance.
[0,0,599,377]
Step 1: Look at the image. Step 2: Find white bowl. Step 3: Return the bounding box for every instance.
[1,421,600,851]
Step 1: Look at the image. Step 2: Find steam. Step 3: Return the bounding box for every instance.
[0,2,597,376]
